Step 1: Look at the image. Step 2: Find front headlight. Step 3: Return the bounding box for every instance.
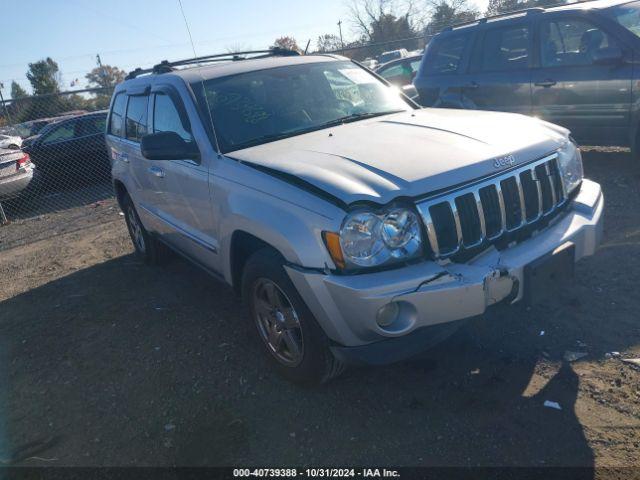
[328,207,423,269]
[557,139,583,195]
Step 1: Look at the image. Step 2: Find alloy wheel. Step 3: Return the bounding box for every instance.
[252,278,304,367]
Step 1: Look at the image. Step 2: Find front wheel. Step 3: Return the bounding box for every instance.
[122,193,168,265]
[242,248,345,384]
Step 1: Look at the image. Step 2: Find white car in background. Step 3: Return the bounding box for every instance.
[0,134,22,150]
[360,58,379,70]
[0,148,34,200]
[377,48,408,65]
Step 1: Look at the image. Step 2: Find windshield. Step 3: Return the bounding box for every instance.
[604,1,640,37]
[193,61,411,153]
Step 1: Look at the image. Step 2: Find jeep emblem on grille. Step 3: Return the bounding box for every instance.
[493,154,516,169]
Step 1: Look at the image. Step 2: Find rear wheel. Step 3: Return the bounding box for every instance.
[242,248,345,384]
[122,193,168,265]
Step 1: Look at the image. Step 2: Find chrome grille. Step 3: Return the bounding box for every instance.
[417,153,566,259]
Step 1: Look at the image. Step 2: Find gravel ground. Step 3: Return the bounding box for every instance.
[0,149,638,469]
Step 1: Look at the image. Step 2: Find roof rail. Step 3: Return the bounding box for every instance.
[124,48,301,80]
[441,7,545,32]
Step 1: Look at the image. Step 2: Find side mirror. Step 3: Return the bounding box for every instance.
[140,131,199,161]
[593,46,623,65]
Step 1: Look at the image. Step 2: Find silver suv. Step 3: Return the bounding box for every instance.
[106,49,603,384]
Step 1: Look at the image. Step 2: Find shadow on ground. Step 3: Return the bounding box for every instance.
[2,180,114,221]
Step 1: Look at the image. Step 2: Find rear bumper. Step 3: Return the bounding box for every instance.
[286,179,604,362]
[0,166,34,199]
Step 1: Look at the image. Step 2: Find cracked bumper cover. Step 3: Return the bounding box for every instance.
[285,179,604,363]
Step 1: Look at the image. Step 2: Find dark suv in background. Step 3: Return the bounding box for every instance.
[23,111,109,189]
[414,0,640,156]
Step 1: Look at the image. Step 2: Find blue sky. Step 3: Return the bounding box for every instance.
[1,0,488,98]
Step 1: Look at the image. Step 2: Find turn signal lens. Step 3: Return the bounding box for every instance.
[322,231,345,269]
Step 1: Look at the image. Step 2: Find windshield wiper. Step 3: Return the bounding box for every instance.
[317,110,406,129]
[232,131,305,150]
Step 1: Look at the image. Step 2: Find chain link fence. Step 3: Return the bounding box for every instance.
[322,34,428,60]
[0,87,116,250]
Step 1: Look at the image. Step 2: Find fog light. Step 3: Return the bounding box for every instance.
[376,302,400,328]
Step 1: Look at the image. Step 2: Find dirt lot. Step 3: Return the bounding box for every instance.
[0,150,639,470]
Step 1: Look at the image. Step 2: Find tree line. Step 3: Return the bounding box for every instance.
[2,57,125,126]
[278,0,566,60]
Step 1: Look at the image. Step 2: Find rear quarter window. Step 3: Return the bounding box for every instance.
[109,93,127,137]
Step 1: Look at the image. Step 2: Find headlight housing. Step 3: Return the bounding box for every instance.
[557,138,583,195]
[328,206,423,270]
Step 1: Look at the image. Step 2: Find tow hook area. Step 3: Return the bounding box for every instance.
[484,267,519,306]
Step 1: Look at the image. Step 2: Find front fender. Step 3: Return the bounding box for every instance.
[214,160,345,284]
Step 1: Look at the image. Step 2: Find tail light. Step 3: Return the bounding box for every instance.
[16,152,30,171]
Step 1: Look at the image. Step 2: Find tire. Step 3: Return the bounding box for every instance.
[121,193,168,265]
[241,248,345,385]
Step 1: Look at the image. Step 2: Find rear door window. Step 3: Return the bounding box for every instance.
[109,93,127,137]
[539,18,617,67]
[78,115,107,136]
[41,121,76,145]
[475,25,531,72]
[125,95,149,142]
[424,33,470,75]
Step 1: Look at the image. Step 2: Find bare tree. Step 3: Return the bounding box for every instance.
[316,34,343,52]
[424,0,479,34]
[347,0,422,41]
[485,0,565,15]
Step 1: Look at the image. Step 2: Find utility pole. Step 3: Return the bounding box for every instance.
[96,54,106,79]
[337,20,345,50]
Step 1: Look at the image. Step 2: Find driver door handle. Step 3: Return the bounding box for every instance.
[148,166,165,178]
[535,79,557,88]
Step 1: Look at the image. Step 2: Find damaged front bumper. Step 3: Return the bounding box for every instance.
[285,179,604,364]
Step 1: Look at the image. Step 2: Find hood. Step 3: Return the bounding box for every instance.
[229,109,568,206]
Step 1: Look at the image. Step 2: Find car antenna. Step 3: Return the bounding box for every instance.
[176,0,222,155]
